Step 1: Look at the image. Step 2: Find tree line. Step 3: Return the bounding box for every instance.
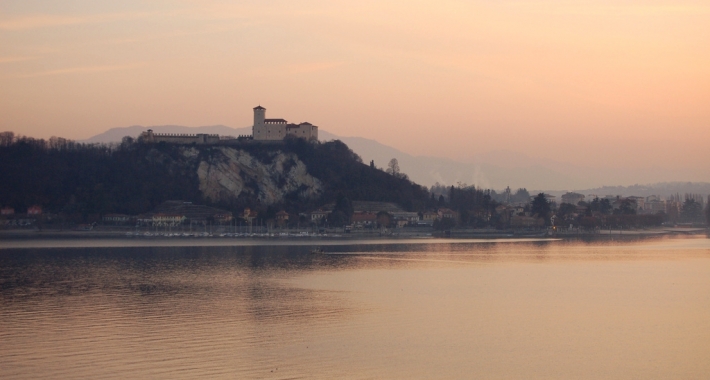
[0,133,435,223]
[3,131,706,228]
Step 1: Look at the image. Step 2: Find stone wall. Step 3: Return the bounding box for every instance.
[139,130,220,144]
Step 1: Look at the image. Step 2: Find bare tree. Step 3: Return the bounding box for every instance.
[0,131,14,146]
[386,158,400,177]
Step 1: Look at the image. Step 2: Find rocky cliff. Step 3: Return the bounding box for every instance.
[183,147,322,205]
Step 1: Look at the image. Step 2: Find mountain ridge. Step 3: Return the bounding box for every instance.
[83,125,710,194]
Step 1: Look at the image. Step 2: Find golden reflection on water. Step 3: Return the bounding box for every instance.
[1,236,709,379]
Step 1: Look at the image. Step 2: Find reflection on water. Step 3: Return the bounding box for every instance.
[1,237,709,379]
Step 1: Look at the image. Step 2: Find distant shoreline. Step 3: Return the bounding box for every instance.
[1,227,706,250]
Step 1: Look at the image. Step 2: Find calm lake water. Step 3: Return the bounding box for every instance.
[1,236,709,379]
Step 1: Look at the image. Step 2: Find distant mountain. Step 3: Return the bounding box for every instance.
[318,131,586,191]
[83,125,251,143]
[84,126,581,189]
[82,126,710,193]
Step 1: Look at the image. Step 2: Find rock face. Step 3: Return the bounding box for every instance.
[186,147,322,205]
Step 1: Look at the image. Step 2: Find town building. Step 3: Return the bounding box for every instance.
[27,205,42,215]
[275,211,289,226]
[132,201,233,227]
[153,201,233,224]
[627,196,645,210]
[310,209,329,221]
[643,197,666,214]
[438,208,456,220]
[103,214,131,224]
[351,212,377,228]
[351,201,402,214]
[544,194,557,207]
[1,207,14,215]
[136,214,154,225]
[420,211,439,226]
[242,208,258,225]
[152,213,186,227]
[391,211,419,227]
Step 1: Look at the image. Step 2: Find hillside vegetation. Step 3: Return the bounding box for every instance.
[0,134,432,219]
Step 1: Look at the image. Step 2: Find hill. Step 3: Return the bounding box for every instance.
[0,136,432,221]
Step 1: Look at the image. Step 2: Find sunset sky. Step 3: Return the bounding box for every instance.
[1,0,708,183]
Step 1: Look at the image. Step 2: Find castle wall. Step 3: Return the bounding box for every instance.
[254,122,287,140]
[139,131,220,144]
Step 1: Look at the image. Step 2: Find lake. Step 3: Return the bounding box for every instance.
[1,236,709,379]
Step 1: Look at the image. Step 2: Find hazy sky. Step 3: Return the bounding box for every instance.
[1,0,708,181]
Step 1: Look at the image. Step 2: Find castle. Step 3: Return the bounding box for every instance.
[138,105,318,144]
[252,105,318,141]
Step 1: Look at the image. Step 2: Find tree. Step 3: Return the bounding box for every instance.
[386,158,400,176]
[680,199,703,223]
[613,199,637,215]
[512,188,530,203]
[0,131,15,146]
[333,193,353,221]
[327,210,349,227]
[599,199,612,214]
[589,197,612,215]
[433,217,456,231]
[531,193,551,225]
[579,216,600,230]
[458,209,470,226]
[376,211,392,229]
[557,203,578,218]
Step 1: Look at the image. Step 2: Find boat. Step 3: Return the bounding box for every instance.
[310,247,325,254]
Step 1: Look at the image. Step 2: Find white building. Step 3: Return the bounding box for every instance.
[252,106,318,141]
[152,213,186,227]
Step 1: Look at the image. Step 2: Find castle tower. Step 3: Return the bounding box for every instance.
[252,105,266,139]
[253,105,265,127]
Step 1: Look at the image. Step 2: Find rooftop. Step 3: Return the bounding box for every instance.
[152,201,231,219]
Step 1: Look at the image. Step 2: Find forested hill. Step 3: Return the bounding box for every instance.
[0,135,433,218]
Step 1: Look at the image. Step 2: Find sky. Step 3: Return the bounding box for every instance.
[1,0,709,183]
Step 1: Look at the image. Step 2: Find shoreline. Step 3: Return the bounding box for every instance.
[0,227,706,250]
[0,226,706,239]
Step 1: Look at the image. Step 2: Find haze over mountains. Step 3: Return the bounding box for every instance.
[84,125,710,196]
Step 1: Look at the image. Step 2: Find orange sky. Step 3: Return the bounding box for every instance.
[1,0,708,181]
